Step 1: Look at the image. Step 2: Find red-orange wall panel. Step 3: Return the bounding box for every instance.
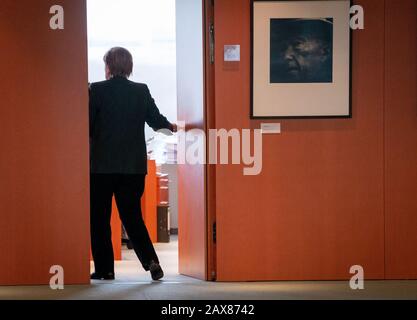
[384,0,417,279]
[214,0,386,281]
[0,0,90,285]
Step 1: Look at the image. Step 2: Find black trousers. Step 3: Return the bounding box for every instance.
[90,174,159,274]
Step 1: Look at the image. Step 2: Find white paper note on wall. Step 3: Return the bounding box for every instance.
[261,123,281,134]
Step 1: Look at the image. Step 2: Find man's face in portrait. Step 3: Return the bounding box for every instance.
[283,35,331,81]
[270,18,333,83]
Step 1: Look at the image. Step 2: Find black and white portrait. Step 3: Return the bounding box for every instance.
[270,18,334,83]
[252,0,351,118]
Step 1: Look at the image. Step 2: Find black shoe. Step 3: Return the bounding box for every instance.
[149,261,164,281]
[90,272,115,280]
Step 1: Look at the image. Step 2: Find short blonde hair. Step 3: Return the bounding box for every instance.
[103,47,133,78]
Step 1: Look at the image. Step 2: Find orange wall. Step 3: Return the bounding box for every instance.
[384,0,417,279]
[214,0,416,281]
[0,0,90,285]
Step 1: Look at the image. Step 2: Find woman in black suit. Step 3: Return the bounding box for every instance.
[89,47,176,280]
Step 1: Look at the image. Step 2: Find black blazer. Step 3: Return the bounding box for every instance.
[89,76,173,174]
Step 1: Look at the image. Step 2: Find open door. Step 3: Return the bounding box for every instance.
[176,0,212,280]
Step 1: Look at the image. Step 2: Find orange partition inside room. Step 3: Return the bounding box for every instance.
[107,160,158,261]
[110,198,122,261]
[141,160,158,244]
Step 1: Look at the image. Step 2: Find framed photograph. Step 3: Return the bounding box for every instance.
[251,0,352,118]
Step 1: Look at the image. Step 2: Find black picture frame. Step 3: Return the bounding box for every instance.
[250,0,353,119]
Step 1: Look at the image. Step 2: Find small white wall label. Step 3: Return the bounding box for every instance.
[261,123,281,134]
[224,45,240,62]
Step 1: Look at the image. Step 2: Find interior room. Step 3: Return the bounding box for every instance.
[0,0,416,301]
[87,0,182,283]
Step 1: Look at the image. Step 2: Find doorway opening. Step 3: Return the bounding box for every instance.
[87,0,210,282]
